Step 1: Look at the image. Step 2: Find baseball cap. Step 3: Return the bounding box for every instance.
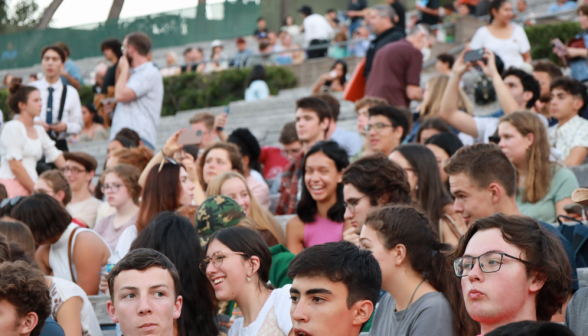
[211,40,223,48]
[236,37,246,44]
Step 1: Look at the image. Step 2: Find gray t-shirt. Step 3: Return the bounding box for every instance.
[368,292,454,336]
[566,287,588,336]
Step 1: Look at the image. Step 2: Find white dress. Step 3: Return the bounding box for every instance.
[469,24,530,69]
[112,224,138,263]
[48,276,103,336]
[228,285,293,336]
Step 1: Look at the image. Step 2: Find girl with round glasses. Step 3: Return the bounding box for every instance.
[94,164,141,251]
[203,226,293,336]
[360,205,479,336]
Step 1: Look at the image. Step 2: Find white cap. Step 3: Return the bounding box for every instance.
[211,40,223,48]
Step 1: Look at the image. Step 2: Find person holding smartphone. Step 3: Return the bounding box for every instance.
[553,4,588,82]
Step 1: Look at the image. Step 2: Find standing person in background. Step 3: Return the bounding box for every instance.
[548,0,578,13]
[30,46,83,152]
[100,39,122,94]
[416,0,440,25]
[315,92,363,158]
[365,24,434,107]
[347,0,368,37]
[364,5,404,79]
[470,0,531,69]
[108,32,163,151]
[389,0,406,35]
[54,42,81,90]
[554,4,588,83]
[299,5,334,59]
[62,152,102,228]
[281,15,301,36]
[244,65,270,102]
[0,81,65,197]
[253,17,269,39]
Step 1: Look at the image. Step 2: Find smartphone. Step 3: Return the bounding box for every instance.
[217,106,230,132]
[464,49,485,64]
[329,70,338,79]
[552,38,566,57]
[564,203,584,216]
[101,97,116,105]
[178,130,203,146]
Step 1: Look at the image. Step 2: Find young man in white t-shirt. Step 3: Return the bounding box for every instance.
[62,152,103,228]
[439,48,540,143]
[288,241,381,336]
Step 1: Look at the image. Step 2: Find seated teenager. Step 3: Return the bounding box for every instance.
[206,171,285,246]
[361,205,479,336]
[33,169,86,228]
[288,241,382,336]
[130,212,219,336]
[439,48,541,143]
[425,132,464,193]
[94,164,141,250]
[415,117,451,144]
[454,213,571,334]
[352,97,388,160]
[390,144,467,246]
[198,142,244,192]
[315,92,363,158]
[203,226,293,336]
[366,105,410,157]
[62,152,103,228]
[342,154,413,245]
[11,194,111,295]
[548,77,588,166]
[532,60,563,122]
[107,248,182,336]
[0,261,51,336]
[498,112,578,223]
[286,141,350,254]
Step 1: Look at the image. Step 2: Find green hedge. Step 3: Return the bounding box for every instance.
[525,21,582,64]
[0,66,297,121]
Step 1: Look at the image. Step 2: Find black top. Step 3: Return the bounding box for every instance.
[417,0,440,25]
[181,63,200,73]
[348,0,368,22]
[363,27,405,78]
[102,60,118,94]
[253,28,268,37]
[390,1,406,34]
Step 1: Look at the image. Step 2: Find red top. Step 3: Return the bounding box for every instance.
[72,218,88,228]
[259,146,290,180]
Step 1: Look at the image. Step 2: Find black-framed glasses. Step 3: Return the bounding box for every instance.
[158,156,180,173]
[60,166,88,175]
[0,196,21,209]
[453,252,534,278]
[199,251,248,274]
[364,123,393,133]
[343,195,368,213]
[101,183,123,193]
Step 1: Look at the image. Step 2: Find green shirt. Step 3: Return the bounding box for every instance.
[517,165,579,223]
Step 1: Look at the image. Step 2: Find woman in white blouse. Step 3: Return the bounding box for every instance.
[470,0,531,69]
[0,80,65,197]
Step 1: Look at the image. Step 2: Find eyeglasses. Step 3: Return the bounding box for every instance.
[60,166,87,175]
[101,183,123,193]
[199,251,247,274]
[281,148,302,158]
[364,123,393,133]
[0,196,21,209]
[343,195,368,213]
[453,252,533,278]
[158,156,180,173]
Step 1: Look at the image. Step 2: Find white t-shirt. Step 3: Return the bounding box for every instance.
[470,24,530,69]
[112,224,138,262]
[303,14,334,45]
[229,285,293,336]
[473,113,548,144]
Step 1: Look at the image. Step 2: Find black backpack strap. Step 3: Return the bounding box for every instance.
[58,85,67,122]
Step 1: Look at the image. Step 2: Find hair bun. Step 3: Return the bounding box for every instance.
[8,78,24,95]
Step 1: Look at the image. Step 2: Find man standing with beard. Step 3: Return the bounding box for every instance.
[108,32,163,150]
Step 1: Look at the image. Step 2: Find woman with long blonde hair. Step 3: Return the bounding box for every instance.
[498,111,578,223]
[206,171,285,246]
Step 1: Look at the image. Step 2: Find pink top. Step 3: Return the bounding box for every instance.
[303,215,344,248]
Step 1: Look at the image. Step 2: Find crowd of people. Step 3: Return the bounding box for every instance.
[3,0,588,336]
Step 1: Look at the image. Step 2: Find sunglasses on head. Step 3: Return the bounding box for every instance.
[0,196,22,209]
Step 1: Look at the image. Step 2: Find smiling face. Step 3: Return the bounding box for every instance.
[205,240,253,302]
[498,122,532,167]
[449,172,495,225]
[103,172,131,208]
[461,228,539,328]
[220,177,251,216]
[492,1,513,24]
[343,184,372,233]
[304,152,342,204]
[203,149,233,185]
[367,115,402,156]
[63,160,92,193]
[178,167,195,206]
[426,144,450,184]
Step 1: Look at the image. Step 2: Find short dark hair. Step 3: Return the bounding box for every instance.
[11,193,72,244]
[0,260,51,336]
[486,321,575,336]
[288,241,382,309]
[107,248,181,301]
[100,39,123,59]
[368,105,411,142]
[454,214,571,321]
[228,128,262,172]
[342,153,412,207]
[115,128,141,147]
[437,53,455,68]
[41,45,66,63]
[502,68,540,109]
[326,8,336,13]
[296,97,332,123]
[415,117,451,143]
[551,77,588,112]
[313,92,340,122]
[183,47,194,56]
[279,121,299,145]
[125,32,152,56]
[53,42,70,56]
[257,17,265,22]
[444,143,516,197]
[533,60,563,80]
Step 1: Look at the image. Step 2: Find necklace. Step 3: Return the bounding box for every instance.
[392,279,426,336]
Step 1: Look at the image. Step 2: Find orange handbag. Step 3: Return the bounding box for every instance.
[343,57,366,102]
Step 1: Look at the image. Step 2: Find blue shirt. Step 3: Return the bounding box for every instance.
[40,317,65,336]
[540,220,579,291]
[330,126,363,157]
[244,80,270,102]
[61,59,81,86]
[548,1,577,13]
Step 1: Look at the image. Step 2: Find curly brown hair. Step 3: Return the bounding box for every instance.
[100,164,142,205]
[197,142,243,190]
[0,260,51,336]
[454,214,571,321]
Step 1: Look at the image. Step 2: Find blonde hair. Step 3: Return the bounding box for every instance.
[206,171,285,244]
[499,111,553,203]
[421,75,473,118]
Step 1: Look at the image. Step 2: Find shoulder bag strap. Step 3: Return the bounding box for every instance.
[68,226,80,283]
[58,85,67,122]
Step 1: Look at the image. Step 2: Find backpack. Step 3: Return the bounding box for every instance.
[474,74,496,105]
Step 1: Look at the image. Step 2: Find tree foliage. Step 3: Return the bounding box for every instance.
[0,0,40,33]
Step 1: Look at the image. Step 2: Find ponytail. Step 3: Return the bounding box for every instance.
[7,78,38,114]
[365,205,480,336]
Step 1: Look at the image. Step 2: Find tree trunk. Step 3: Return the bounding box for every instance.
[198,0,206,4]
[107,0,125,20]
[35,0,63,30]
[281,0,290,23]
